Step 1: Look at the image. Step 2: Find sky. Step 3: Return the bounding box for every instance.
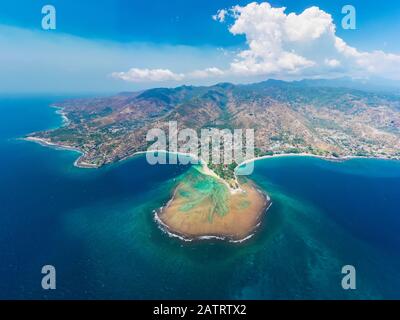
[0,0,400,93]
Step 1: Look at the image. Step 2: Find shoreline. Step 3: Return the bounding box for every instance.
[24,134,400,173]
[23,136,98,168]
[236,152,400,169]
[52,105,70,126]
[24,106,400,180]
[25,135,400,188]
[25,134,399,243]
[24,135,241,192]
[23,107,400,244]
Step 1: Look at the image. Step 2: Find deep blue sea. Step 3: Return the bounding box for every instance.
[1,96,400,299]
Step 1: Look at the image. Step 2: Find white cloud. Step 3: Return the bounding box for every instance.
[0,24,227,92]
[112,66,226,83]
[285,6,335,42]
[212,9,227,22]
[110,2,400,84]
[188,67,224,79]
[325,58,341,68]
[213,1,400,80]
[112,68,184,82]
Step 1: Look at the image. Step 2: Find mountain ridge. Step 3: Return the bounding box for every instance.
[27,78,400,184]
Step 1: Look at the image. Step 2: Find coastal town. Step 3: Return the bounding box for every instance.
[27,79,400,185]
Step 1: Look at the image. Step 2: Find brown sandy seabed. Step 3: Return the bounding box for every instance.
[25,137,270,242]
[155,178,270,242]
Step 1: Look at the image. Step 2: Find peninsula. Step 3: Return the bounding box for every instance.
[26,79,400,241]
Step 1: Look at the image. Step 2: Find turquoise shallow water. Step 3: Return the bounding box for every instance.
[0,96,400,299]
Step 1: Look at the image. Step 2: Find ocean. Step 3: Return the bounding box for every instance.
[0,96,399,299]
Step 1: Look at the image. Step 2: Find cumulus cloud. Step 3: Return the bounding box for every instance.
[112,2,400,84]
[112,68,184,82]
[215,2,400,79]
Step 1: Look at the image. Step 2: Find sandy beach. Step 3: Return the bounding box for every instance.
[24,136,98,168]
[236,152,400,170]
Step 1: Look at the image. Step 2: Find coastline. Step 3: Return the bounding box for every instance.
[23,107,400,244]
[23,105,99,169]
[26,133,400,243]
[236,152,400,170]
[24,135,241,192]
[23,136,98,168]
[25,134,400,179]
[24,106,400,181]
[52,105,70,126]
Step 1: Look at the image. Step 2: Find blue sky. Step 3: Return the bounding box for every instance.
[1,0,400,93]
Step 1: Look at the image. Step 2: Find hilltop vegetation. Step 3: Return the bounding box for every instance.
[28,79,400,181]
